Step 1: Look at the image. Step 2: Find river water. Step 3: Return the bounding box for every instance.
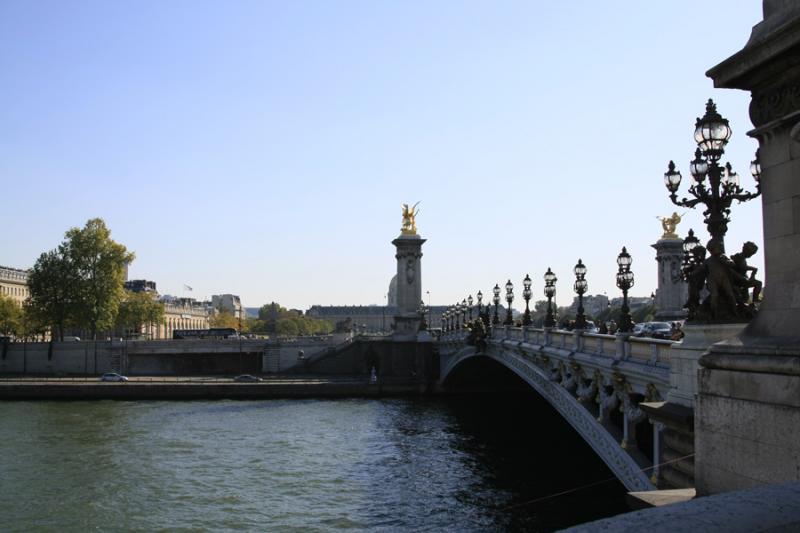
[0,396,628,532]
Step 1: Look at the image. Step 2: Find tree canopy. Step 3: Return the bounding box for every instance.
[26,248,78,341]
[26,218,134,340]
[210,310,239,329]
[0,294,22,336]
[67,219,135,338]
[116,290,165,337]
[247,302,332,336]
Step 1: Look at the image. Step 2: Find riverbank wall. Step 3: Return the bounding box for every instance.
[0,336,351,376]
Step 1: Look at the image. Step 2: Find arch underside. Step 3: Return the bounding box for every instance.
[441,347,655,492]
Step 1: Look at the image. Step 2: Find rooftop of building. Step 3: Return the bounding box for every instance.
[0,265,29,273]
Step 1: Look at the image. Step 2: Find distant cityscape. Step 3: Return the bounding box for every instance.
[3,263,655,337]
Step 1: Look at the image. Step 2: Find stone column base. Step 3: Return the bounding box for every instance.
[392,315,421,341]
[696,340,800,496]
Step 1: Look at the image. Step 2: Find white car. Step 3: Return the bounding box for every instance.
[100,373,129,382]
[233,374,263,383]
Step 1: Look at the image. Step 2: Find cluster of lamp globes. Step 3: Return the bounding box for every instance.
[440,293,480,331]
[662,99,761,247]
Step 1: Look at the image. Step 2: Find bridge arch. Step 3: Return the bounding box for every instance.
[440,344,655,492]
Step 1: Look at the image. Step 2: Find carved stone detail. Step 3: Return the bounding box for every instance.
[576,369,601,404]
[750,82,800,127]
[559,362,578,392]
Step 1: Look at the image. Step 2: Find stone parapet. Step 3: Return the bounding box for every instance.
[666,323,745,408]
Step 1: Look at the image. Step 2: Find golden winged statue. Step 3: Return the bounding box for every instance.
[657,212,683,239]
[401,202,420,235]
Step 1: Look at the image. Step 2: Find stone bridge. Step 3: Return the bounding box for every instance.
[438,326,676,492]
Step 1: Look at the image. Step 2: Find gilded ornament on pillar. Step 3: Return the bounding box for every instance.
[401,202,420,235]
[656,212,682,239]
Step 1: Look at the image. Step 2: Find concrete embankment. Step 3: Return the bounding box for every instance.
[0,378,431,400]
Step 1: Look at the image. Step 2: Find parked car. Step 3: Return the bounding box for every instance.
[635,322,674,340]
[582,320,599,333]
[632,323,645,336]
[233,374,263,383]
[100,373,128,382]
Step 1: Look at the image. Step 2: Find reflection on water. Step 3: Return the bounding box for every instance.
[0,395,628,532]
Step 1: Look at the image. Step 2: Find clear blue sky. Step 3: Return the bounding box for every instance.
[0,1,764,310]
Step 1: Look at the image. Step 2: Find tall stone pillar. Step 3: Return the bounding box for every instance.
[694,1,800,495]
[392,233,425,340]
[652,237,687,321]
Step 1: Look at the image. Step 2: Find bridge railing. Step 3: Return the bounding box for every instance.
[628,336,672,365]
[439,330,469,343]
[581,333,615,356]
[446,325,673,366]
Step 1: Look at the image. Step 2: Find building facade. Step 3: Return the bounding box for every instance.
[123,280,212,339]
[157,298,212,339]
[211,294,244,320]
[0,266,29,307]
[306,305,395,333]
[306,304,448,333]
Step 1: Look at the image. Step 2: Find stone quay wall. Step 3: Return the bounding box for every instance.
[0,334,351,376]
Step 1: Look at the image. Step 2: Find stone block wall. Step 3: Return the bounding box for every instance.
[696,363,800,494]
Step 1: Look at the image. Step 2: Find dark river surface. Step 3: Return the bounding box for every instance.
[0,394,629,532]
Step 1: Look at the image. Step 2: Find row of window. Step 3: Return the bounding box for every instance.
[0,285,28,297]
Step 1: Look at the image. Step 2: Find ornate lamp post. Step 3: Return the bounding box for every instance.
[441,310,448,332]
[616,247,635,333]
[492,284,501,325]
[467,294,474,321]
[461,298,467,328]
[451,305,458,331]
[522,274,532,326]
[573,259,588,330]
[681,228,701,275]
[504,279,514,325]
[544,267,557,328]
[663,99,760,252]
[418,300,427,331]
[479,291,490,328]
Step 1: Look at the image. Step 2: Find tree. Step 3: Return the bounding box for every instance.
[20,303,48,341]
[245,317,267,333]
[26,247,76,341]
[0,294,22,336]
[117,290,165,338]
[252,302,332,336]
[632,303,656,324]
[275,318,299,336]
[210,310,239,329]
[26,218,134,340]
[66,219,135,339]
